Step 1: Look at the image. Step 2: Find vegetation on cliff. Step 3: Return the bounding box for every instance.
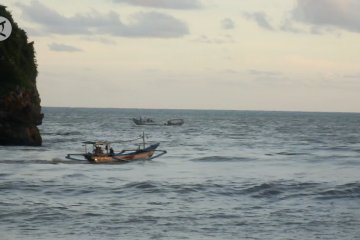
[0,5,38,98]
[0,5,43,146]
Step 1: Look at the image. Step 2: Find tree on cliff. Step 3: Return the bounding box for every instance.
[0,5,43,146]
[0,5,38,97]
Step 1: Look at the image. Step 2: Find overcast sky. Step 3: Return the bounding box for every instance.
[2,0,360,112]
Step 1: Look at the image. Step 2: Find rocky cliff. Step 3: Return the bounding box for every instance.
[0,5,43,146]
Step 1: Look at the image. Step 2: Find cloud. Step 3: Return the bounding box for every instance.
[280,18,304,33]
[292,0,360,33]
[221,18,235,30]
[48,43,83,52]
[80,36,117,45]
[17,1,107,35]
[242,12,274,31]
[114,11,189,38]
[247,69,288,86]
[17,1,189,38]
[249,69,282,77]
[343,73,360,80]
[192,34,235,44]
[112,0,202,9]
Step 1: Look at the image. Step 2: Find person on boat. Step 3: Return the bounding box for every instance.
[109,147,114,156]
[95,146,103,155]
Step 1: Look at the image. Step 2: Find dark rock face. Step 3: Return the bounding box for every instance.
[0,5,43,146]
[0,87,43,145]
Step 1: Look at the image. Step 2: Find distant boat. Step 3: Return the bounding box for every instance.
[66,133,167,163]
[132,117,158,125]
[164,118,184,126]
[132,117,184,126]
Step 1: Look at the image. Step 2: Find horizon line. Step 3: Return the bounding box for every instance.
[41,106,360,114]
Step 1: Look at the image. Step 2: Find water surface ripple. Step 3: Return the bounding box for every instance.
[1,108,359,240]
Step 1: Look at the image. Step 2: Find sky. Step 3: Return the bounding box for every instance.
[2,0,360,112]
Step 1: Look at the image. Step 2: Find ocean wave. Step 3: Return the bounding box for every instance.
[239,181,360,200]
[0,173,12,178]
[276,152,309,156]
[124,181,159,190]
[190,156,254,162]
[316,182,360,200]
[121,181,209,195]
[118,180,325,200]
[0,181,44,192]
[2,177,359,203]
[242,181,322,199]
[62,173,89,179]
[51,158,87,164]
[122,181,174,194]
[44,130,82,136]
[0,159,86,165]
[0,159,54,164]
[45,137,83,144]
[337,159,360,166]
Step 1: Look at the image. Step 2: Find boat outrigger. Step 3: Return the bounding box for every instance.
[66,133,167,163]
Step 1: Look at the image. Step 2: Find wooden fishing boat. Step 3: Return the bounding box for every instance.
[132,117,158,125]
[66,134,166,163]
[132,117,184,126]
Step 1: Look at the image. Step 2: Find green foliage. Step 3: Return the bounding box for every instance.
[0,5,38,96]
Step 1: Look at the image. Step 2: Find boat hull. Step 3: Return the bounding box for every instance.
[113,150,155,161]
[165,119,184,126]
[132,118,158,125]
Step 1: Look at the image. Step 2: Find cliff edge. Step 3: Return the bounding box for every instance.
[0,5,43,146]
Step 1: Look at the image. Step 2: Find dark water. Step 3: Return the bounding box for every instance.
[1,108,360,240]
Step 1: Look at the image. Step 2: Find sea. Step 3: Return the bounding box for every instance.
[0,107,360,240]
